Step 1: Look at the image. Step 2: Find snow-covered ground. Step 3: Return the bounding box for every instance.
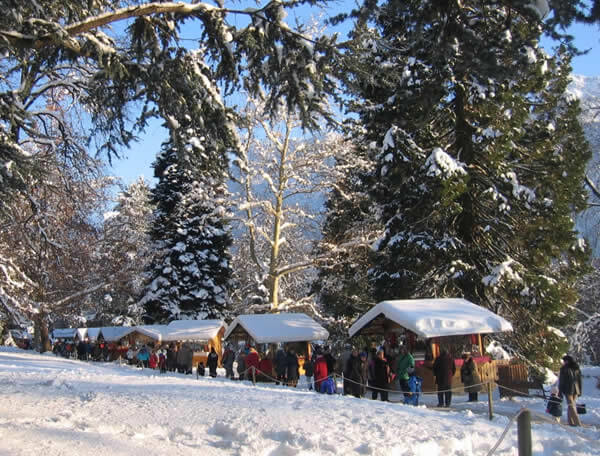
[1,348,599,456]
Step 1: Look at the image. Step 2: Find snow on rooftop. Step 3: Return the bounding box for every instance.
[131,325,169,342]
[163,320,225,342]
[99,326,135,342]
[52,328,87,340]
[86,328,101,342]
[223,313,329,344]
[348,298,513,339]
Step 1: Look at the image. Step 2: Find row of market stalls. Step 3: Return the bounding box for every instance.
[52,320,226,365]
[53,299,515,392]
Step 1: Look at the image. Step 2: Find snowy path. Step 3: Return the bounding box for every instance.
[1,348,599,456]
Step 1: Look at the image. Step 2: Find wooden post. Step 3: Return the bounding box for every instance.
[252,366,256,385]
[487,381,494,420]
[477,334,484,356]
[517,409,532,456]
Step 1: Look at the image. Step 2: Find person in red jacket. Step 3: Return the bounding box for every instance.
[313,348,328,393]
[245,346,260,380]
[148,351,158,369]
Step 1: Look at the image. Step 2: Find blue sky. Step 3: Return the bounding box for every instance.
[109,10,600,186]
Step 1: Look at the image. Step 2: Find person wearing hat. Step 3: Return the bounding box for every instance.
[558,355,583,426]
[396,345,415,399]
[460,352,481,402]
[344,347,364,398]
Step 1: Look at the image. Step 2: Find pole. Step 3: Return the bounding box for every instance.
[517,409,532,456]
[487,381,494,420]
[252,366,256,385]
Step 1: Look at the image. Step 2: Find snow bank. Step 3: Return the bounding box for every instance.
[0,348,598,455]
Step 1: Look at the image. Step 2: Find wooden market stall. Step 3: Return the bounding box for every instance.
[126,325,168,347]
[163,319,227,368]
[223,313,329,381]
[97,326,136,360]
[52,327,88,343]
[348,298,513,394]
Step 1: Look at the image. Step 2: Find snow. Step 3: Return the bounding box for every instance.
[52,328,88,340]
[348,299,513,339]
[424,148,467,178]
[223,313,329,344]
[1,348,599,455]
[86,327,101,342]
[163,319,225,342]
[99,326,135,342]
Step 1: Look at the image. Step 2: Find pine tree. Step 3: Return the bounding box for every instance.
[139,50,234,323]
[312,143,379,319]
[344,1,591,369]
[97,177,154,325]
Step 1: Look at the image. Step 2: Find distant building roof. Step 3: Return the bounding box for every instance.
[348,299,513,339]
[99,326,135,342]
[86,328,101,341]
[223,313,329,344]
[164,320,225,342]
[52,328,87,340]
[130,325,169,341]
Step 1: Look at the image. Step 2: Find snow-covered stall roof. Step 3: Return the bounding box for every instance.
[52,328,87,340]
[130,325,169,342]
[223,313,329,344]
[86,328,101,342]
[348,299,513,339]
[99,326,135,342]
[163,320,225,342]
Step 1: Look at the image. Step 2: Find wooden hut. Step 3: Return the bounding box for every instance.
[163,320,227,368]
[97,327,136,360]
[126,325,168,348]
[348,299,513,394]
[52,327,87,343]
[223,313,329,380]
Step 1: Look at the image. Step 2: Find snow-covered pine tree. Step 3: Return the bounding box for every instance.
[139,50,234,323]
[343,0,591,370]
[311,141,379,320]
[97,177,154,325]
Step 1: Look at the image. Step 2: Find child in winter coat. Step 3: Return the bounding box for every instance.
[148,351,158,369]
[197,362,206,378]
[158,352,167,374]
[546,387,563,423]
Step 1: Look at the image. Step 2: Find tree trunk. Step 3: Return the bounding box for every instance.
[34,309,52,353]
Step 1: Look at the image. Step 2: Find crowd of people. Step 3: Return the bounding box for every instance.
[51,338,584,425]
[53,339,113,361]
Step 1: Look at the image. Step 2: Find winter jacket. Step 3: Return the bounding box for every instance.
[558,363,582,397]
[324,353,336,375]
[395,353,415,381]
[346,354,365,397]
[460,358,482,393]
[148,353,158,369]
[222,349,234,369]
[373,356,391,389]
[286,352,299,381]
[546,394,563,417]
[166,348,176,370]
[137,347,150,362]
[275,349,288,377]
[207,351,219,377]
[245,349,260,374]
[314,355,328,392]
[179,345,193,373]
[303,356,314,377]
[433,352,456,388]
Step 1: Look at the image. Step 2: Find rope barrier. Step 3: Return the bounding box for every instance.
[340,374,492,395]
[485,407,526,456]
